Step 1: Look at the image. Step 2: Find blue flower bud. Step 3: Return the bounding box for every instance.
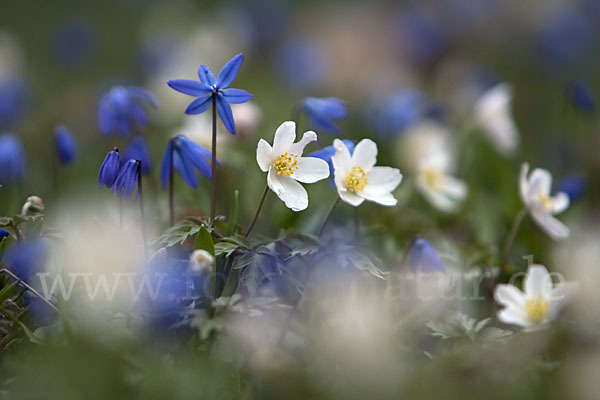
[410,237,445,273]
[112,159,140,199]
[0,133,26,184]
[54,125,77,165]
[98,147,121,189]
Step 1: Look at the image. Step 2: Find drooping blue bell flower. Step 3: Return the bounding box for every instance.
[4,240,47,283]
[0,228,9,242]
[300,97,347,134]
[167,53,253,134]
[112,159,140,199]
[556,173,586,204]
[309,139,355,187]
[0,133,26,184]
[566,80,597,115]
[409,237,445,273]
[160,134,215,189]
[98,86,157,136]
[124,136,152,175]
[98,147,121,189]
[54,125,77,165]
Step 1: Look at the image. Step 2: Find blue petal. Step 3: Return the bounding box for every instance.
[126,86,159,108]
[197,65,217,87]
[167,79,211,96]
[124,136,152,174]
[178,135,212,179]
[410,237,445,273]
[221,88,253,104]
[160,140,173,189]
[0,228,10,242]
[54,125,77,165]
[216,53,243,88]
[173,145,198,188]
[216,95,235,134]
[185,94,212,115]
[98,150,120,188]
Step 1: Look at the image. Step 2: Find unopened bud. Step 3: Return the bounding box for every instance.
[21,196,45,215]
[189,249,214,274]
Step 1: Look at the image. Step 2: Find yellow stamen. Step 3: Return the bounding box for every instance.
[423,169,443,189]
[272,152,299,176]
[344,166,369,193]
[538,192,554,211]
[524,295,550,324]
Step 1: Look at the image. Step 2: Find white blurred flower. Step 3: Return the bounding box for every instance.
[415,149,467,212]
[397,121,450,174]
[494,264,575,329]
[189,249,214,274]
[332,139,402,207]
[256,121,330,211]
[473,83,519,156]
[231,102,262,137]
[520,163,570,240]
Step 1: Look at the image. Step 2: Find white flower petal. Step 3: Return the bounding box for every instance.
[256,139,273,172]
[289,131,317,156]
[519,163,529,204]
[524,264,552,298]
[268,170,308,211]
[530,210,569,240]
[438,175,468,200]
[337,188,365,207]
[365,167,402,194]
[351,139,377,170]
[547,282,577,319]
[527,168,552,200]
[416,178,459,212]
[292,157,330,183]
[494,284,526,309]
[497,307,532,328]
[332,139,352,188]
[272,121,296,155]
[552,192,570,214]
[359,191,397,206]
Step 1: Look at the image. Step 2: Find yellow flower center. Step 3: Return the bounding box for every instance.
[524,295,550,324]
[423,169,443,189]
[344,166,369,193]
[272,152,299,176]
[538,192,554,212]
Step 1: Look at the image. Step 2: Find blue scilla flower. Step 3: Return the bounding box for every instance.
[112,159,140,199]
[0,133,26,184]
[556,173,586,204]
[369,90,428,137]
[567,80,597,115]
[167,53,253,134]
[309,139,355,187]
[124,136,152,175]
[0,228,9,242]
[409,237,445,273]
[160,134,215,189]
[4,240,47,283]
[98,147,121,188]
[300,97,347,134]
[54,125,77,165]
[274,38,328,90]
[51,18,97,68]
[98,86,157,136]
[0,77,29,128]
[397,10,448,67]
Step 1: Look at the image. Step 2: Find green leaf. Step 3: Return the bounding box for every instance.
[226,190,239,236]
[195,225,215,256]
[0,280,20,305]
[153,219,204,247]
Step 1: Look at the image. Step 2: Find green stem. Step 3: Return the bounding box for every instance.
[501,208,527,269]
[317,197,340,237]
[210,94,217,223]
[245,184,269,238]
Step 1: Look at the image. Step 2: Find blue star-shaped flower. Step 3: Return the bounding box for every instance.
[160,134,216,189]
[167,53,253,134]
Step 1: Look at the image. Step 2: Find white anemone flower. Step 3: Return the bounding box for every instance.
[520,163,570,240]
[331,139,402,206]
[494,264,575,329]
[256,121,330,211]
[415,149,468,212]
[473,83,519,156]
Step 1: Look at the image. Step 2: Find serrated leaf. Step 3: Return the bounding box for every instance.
[153,219,204,247]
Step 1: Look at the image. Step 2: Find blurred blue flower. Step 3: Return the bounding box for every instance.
[167,53,253,134]
[369,90,428,137]
[160,134,215,189]
[409,237,445,273]
[4,240,47,283]
[0,133,26,184]
[233,0,290,50]
[112,159,140,199]
[556,173,586,204]
[98,147,121,189]
[566,80,597,115]
[0,228,9,242]
[274,38,328,90]
[309,139,355,187]
[0,77,29,128]
[51,18,96,68]
[300,97,347,134]
[538,6,596,69]
[54,125,76,165]
[124,136,152,175]
[98,86,157,136]
[397,10,448,67]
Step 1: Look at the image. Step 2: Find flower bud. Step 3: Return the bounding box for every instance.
[189,249,214,274]
[21,196,44,215]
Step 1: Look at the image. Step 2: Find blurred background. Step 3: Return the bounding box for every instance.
[1,0,600,398]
